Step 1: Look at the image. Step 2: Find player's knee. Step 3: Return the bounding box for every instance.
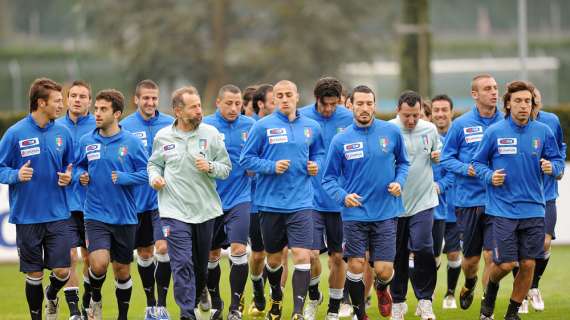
[53,267,71,279]
[329,252,344,267]
[137,246,154,259]
[291,248,311,264]
[497,261,517,273]
[447,251,460,262]
[155,240,168,254]
[310,250,321,263]
[519,259,535,271]
[266,253,283,268]
[230,243,247,256]
[251,251,265,265]
[375,264,394,281]
[27,271,44,279]
[209,249,222,262]
[347,258,365,274]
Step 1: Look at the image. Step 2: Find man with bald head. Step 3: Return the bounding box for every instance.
[240,80,325,320]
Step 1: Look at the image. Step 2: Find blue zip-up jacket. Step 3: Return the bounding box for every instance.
[300,103,353,212]
[204,111,255,210]
[535,111,566,201]
[56,112,96,212]
[240,110,325,213]
[76,128,149,224]
[322,120,410,222]
[433,133,455,220]
[472,117,564,219]
[120,111,174,213]
[441,106,503,207]
[0,115,74,224]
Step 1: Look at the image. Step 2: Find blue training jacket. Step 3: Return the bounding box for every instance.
[535,111,567,201]
[120,110,174,213]
[441,106,503,207]
[472,116,564,219]
[204,111,255,210]
[0,115,74,224]
[239,110,325,213]
[322,119,410,222]
[299,103,353,212]
[432,133,455,220]
[76,128,148,225]
[56,112,96,212]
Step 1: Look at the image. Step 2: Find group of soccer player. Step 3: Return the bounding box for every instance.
[0,73,565,320]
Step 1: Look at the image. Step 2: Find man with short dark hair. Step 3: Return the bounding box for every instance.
[389,90,441,320]
[299,77,353,320]
[56,80,97,319]
[120,79,174,320]
[0,78,74,320]
[475,81,564,320]
[76,89,149,320]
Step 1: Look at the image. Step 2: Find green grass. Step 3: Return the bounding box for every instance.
[2,246,570,319]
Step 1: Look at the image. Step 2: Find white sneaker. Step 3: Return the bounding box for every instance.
[442,295,457,309]
[416,299,436,320]
[88,299,103,320]
[325,312,340,320]
[303,292,323,320]
[391,302,408,320]
[518,298,529,314]
[44,286,60,320]
[528,288,544,311]
[339,302,353,318]
[145,306,158,320]
[156,306,171,320]
[68,315,82,320]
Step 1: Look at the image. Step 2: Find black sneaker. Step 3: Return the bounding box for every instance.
[211,300,224,320]
[504,312,521,320]
[264,298,282,320]
[459,283,476,310]
[480,295,496,320]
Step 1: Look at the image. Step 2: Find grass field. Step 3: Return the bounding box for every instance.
[1,246,570,319]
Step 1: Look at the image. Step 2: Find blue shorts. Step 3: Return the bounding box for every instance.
[492,216,545,264]
[136,210,163,248]
[343,218,397,262]
[69,211,86,248]
[85,220,137,264]
[443,222,461,253]
[212,202,251,250]
[311,211,343,253]
[545,200,557,239]
[259,210,313,254]
[457,206,493,257]
[432,219,446,257]
[16,220,73,273]
[249,213,264,252]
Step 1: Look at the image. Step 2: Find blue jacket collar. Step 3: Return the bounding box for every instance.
[215,109,238,125]
[92,126,125,143]
[27,114,54,131]
[65,111,92,125]
[275,110,300,122]
[135,110,160,124]
[472,105,501,122]
[507,115,530,131]
[352,119,376,133]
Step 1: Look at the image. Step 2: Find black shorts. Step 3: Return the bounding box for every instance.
[135,210,163,248]
[443,222,462,253]
[492,216,545,264]
[432,219,446,257]
[457,206,493,257]
[259,210,313,254]
[69,211,86,248]
[545,200,557,239]
[16,220,73,272]
[311,211,344,253]
[212,202,251,250]
[249,213,264,252]
[85,220,137,264]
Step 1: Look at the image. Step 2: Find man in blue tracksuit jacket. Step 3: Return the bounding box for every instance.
[119,79,174,319]
[322,85,409,320]
[240,80,325,320]
[0,78,74,320]
[440,74,504,309]
[76,89,148,320]
[522,87,567,311]
[429,94,463,310]
[474,81,564,320]
[56,80,97,318]
[298,77,354,319]
[203,85,255,319]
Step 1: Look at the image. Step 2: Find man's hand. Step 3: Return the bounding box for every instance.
[491,169,506,186]
[431,150,441,163]
[57,163,73,186]
[434,183,441,195]
[111,171,119,184]
[79,172,90,186]
[467,164,476,177]
[275,160,290,175]
[18,160,33,182]
[195,157,210,173]
[388,182,401,197]
[307,161,318,176]
[344,193,362,208]
[151,176,167,190]
[540,158,553,175]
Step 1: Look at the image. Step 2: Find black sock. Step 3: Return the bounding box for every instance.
[155,256,171,307]
[25,275,43,320]
[447,263,461,296]
[137,257,157,307]
[346,272,365,319]
[115,276,133,320]
[207,259,222,308]
[265,264,283,301]
[342,280,350,303]
[82,276,92,313]
[64,287,81,316]
[47,272,69,300]
[482,280,499,316]
[308,276,321,300]
[88,269,106,302]
[532,257,549,289]
[512,266,519,279]
[328,288,344,314]
[292,265,311,314]
[229,254,249,311]
[252,275,265,296]
[506,298,522,316]
[465,276,477,290]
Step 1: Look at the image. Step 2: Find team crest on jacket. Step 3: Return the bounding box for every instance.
[55,136,64,151]
[118,146,128,157]
[162,225,171,238]
[532,137,541,155]
[304,127,312,138]
[336,127,346,134]
[199,139,208,150]
[379,137,389,152]
[241,131,248,142]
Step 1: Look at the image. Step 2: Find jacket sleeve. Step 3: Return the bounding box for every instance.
[322,141,348,206]
[309,124,325,168]
[441,123,471,176]
[394,132,410,187]
[0,130,20,185]
[208,132,232,179]
[436,166,455,193]
[553,116,567,159]
[472,131,495,185]
[543,128,565,178]
[115,139,149,186]
[147,135,165,185]
[75,137,89,178]
[239,123,276,175]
